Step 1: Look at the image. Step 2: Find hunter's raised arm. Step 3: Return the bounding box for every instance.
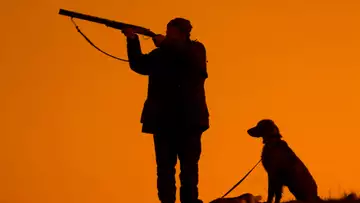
[122,28,153,75]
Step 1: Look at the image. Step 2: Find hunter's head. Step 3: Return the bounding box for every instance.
[166,17,192,42]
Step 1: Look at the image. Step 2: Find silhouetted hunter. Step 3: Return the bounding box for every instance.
[122,18,209,203]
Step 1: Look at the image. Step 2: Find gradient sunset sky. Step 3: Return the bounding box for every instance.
[1,0,360,203]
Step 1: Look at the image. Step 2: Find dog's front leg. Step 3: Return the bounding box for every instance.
[274,184,283,203]
[266,175,275,203]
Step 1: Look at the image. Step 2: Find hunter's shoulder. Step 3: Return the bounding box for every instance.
[191,40,206,53]
[191,40,206,48]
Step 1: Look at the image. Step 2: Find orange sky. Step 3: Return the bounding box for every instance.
[1,0,360,203]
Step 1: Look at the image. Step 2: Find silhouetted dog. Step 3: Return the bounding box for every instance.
[210,193,262,203]
[247,119,320,203]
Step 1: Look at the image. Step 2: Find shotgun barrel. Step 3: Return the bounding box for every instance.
[58,9,157,37]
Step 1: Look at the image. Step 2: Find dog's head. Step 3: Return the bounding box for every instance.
[247,119,282,142]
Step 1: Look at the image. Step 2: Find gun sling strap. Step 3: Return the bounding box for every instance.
[69,17,130,62]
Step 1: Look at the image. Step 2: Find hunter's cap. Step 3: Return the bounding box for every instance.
[247,119,280,138]
[167,17,192,34]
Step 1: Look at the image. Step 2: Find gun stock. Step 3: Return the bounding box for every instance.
[58,9,157,37]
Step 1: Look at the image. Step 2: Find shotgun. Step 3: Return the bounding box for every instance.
[58,8,160,61]
[58,9,157,37]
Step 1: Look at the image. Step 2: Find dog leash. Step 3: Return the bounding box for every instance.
[221,158,262,198]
